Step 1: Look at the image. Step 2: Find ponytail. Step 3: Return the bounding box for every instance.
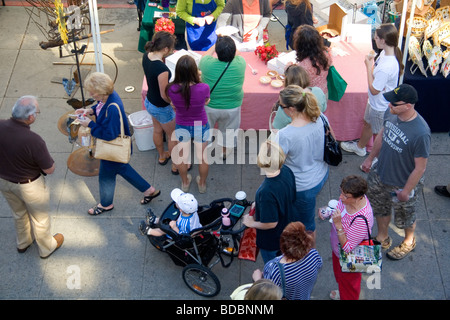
[394,46,404,76]
[279,85,321,122]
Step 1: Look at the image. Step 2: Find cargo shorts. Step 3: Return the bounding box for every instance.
[366,168,423,229]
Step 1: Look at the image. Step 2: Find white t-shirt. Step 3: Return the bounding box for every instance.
[368,51,399,112]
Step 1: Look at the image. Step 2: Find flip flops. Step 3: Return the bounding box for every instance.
[158,152,171,166]
[140,189,161,205]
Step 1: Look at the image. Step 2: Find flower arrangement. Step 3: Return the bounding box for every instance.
[254,43,279,64]
[155,17,175,34]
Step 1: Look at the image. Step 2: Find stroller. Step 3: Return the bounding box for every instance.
[146,191,252,297]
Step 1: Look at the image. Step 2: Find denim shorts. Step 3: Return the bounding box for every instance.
[175,122,210,143]
[144,98,175,124]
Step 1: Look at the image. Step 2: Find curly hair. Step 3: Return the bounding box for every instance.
[280,222,313,261]
[293,25,330,76]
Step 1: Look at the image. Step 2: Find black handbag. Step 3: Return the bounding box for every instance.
[320,114,342,166]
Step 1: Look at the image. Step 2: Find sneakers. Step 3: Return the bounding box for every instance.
[139,220,150,236]
[145,208,157,227]
[139,208,157,235]
[340,141,367,157]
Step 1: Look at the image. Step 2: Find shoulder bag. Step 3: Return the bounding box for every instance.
[94,103,131,164]
[339,215,382,273]
[320,114,342,166]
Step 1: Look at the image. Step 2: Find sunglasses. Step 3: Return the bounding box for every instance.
[276,101,290,109]
[391,102,408,107]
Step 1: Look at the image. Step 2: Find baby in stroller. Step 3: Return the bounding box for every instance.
[139,188,202,237]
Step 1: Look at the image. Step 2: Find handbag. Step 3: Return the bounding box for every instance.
[320,115,342,166]
[339,215,382,273]
[238,206,259,261]
[94,103,131,164]
[327,65,347,102]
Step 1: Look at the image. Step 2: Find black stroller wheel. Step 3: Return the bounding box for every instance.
[182,264,221,297]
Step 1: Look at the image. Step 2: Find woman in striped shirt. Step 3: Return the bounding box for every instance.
[321,175,374,300]
[252,221,323,300]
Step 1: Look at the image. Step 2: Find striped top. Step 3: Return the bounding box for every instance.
[263,249,323,300]
[331,196,374,257]
[176,212,202,234]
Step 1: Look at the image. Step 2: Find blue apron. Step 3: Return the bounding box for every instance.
[186,0,217,51]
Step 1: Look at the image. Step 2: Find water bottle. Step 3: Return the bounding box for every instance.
[221,208,231,227]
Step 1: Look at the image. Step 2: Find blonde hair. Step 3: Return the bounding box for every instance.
[244,279,283,300]
[84,72,114,96]
[257,139,286,172]
[279,85,320,122]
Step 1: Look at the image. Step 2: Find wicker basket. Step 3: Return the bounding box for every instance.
[406,16,428,39]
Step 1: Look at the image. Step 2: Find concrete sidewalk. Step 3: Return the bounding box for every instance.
[0,5,449,300]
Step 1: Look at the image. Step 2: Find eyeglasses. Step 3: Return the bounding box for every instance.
[391,102,408,107]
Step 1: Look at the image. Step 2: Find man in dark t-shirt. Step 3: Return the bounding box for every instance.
[0,96,63,259]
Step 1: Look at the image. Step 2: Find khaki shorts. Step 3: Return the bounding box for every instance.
[363,102,385,134]
[366,168,423,229]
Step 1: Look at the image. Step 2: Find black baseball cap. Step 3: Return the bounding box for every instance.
[383,84,418,104]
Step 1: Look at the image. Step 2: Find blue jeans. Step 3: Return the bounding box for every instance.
[99,160,151,207]
[294,169,329,232]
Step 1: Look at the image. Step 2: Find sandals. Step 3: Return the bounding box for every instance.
[377,236,393,250]
[386,238,416,260]
[141,189,161,205]
[88,205,114,216]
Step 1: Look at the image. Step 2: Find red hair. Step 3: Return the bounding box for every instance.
[280,222,313,260]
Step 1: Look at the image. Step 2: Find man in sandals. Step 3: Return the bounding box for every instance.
[361,84,430,260]
[0,96,64,259]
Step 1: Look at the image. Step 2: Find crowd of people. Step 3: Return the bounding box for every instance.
[0,1,446,300]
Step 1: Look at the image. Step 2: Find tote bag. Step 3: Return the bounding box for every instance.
[94,103,131,164]
[339,215,382,273]
[327,65,347,102]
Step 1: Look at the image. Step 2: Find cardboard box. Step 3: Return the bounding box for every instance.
[316,3,348,36]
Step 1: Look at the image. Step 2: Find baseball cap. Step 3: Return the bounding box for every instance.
[383,84,418,105]
[170,188,198,214]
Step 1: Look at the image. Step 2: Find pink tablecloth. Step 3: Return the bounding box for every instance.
[141,42,372,144]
